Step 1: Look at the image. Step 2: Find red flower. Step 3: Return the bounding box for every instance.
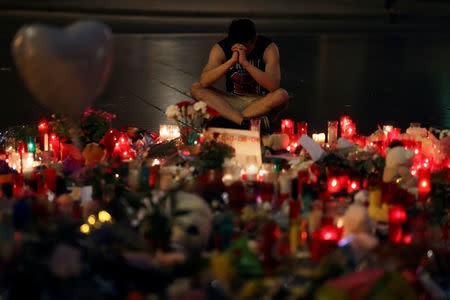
[176,101,194,109]
[207,106,220,118]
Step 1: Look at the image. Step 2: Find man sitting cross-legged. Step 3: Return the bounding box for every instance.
[190,19,289,133]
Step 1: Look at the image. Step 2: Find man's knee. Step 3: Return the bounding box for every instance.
[190,82,202,99]
[269,88,289,107]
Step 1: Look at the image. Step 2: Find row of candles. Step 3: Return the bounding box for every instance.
[280,117,448,171]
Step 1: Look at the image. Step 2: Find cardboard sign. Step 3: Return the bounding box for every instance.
[205,127,262,166]
[298,134,325,161]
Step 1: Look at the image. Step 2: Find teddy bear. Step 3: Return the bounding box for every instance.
[382,146,416,189]
[82,143,106,165]
[262,133,290,151]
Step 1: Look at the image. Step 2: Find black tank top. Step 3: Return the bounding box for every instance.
[218,35,272,96]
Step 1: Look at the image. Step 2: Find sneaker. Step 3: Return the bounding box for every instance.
[204,117,242,130]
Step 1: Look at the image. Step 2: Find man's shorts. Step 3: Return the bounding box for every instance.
[222,93,262,112]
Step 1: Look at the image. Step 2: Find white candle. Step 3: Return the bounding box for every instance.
[246,164,258,181]
[44,133,49,151]
[312,133,326,145]
[22,153,35,174]
[159,124,180,142]
[383,125,393,139]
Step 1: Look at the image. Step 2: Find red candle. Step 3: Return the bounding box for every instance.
[327,177,341,194]
[297,122,308,137]
[281,119,294,137]
[338,175,349,191]
[403,234,412,245]
[389,205,407,223]
[340,116,356,139]
[49,133,60,160]
[340,116,352,129]
[149,166,159,187]
[44,168,57,192]
[297,170,309,196]
[262,221,279,274]
[387,127,401,142]
[113,134,134,160]
[389,205,407,243]
[320,226,340,241]
[418,169,431,203]
[310,226,339,261]
[347,179,361,194]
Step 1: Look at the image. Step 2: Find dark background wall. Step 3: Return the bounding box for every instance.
[0,0,449,134]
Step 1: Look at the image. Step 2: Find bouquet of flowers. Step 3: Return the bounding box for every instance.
[80,108,116,145]
[165,101,219,144]
[191,139,235,173]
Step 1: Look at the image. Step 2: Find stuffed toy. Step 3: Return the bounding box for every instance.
[82,143,106,165]
[382,146,416,188]
[262,133,289,151]
[441,135,450,158]
[166,191,212,255]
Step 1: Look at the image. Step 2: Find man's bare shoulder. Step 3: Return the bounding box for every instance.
[210,43,226,61]
[263,42,280,62]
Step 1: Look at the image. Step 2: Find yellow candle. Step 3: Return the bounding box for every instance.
[312,133,326,145]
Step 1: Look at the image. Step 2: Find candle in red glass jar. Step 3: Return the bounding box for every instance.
[347,179,360,194]
[44,168,57,192]
[310,226,339,261]
[38,120,48,151]
[347,123,356,138]
[327,177,341,194]
[338,175,349,191]
[340,116,351,129]
[389,205,407,243]
[340,116,356,139]
[263,221,279,274]
[320,226,340,241]
[418,169,431,203]
[281,119,294,137]
[387,127,401,142]
[297,122,308,137]
[149,166,159,187]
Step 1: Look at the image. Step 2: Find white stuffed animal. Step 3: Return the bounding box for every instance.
[383,146,416,188]
[262,133,290,151]
[166,191,212,254]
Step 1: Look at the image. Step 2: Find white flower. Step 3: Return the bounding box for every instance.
[193,101,207,113]
[165,105,180,120]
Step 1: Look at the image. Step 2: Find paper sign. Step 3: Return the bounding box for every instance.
[81,186,93,202]
[298,134,325,161]
[205,127,262,166]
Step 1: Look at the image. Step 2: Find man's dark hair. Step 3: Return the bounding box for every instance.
[228,19,256,45]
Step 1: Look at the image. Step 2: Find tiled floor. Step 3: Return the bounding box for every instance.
[1,31,449,134]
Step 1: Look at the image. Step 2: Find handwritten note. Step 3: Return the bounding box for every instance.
[205,127,262,166]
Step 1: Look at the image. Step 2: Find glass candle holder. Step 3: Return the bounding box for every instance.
[159,124,180,142]
[281,119,295,136]
[297,122,308,137]
[312,133,326,146]
[250,118,261,132]
[327,121,338,147]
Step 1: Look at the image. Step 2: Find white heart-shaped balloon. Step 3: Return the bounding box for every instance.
[11,20,113,118]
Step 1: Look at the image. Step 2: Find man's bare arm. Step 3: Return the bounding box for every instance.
[200,44,237,88]
[239,43,281,92]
